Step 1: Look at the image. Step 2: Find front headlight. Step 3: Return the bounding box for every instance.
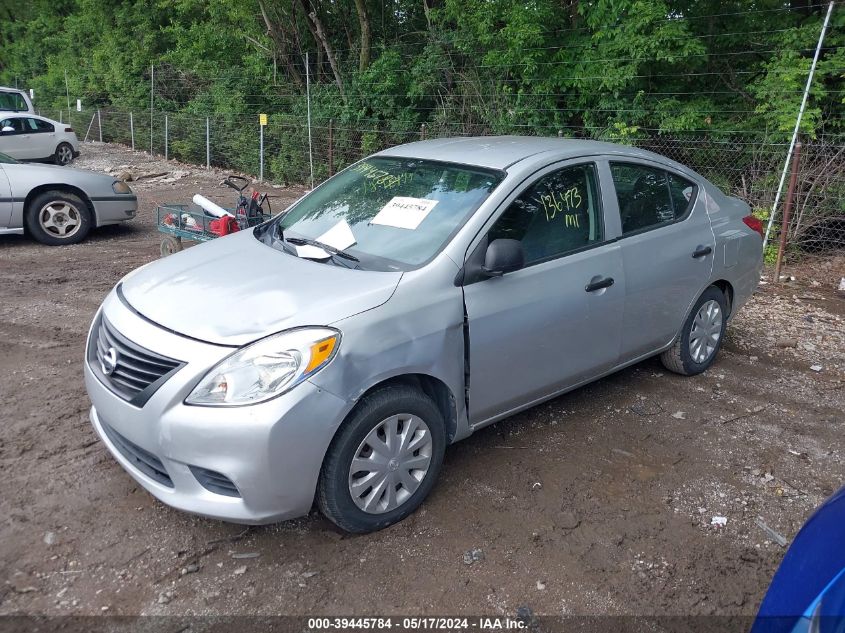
[186,328,340,407]
[112,181,133,194]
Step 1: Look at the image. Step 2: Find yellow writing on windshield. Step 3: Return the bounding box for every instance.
[353,162,414,191]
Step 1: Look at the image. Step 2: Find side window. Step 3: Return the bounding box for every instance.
[31,119,54,132]
[0,118,24,133]
[668,172,697,217]
[611,163,699,235]
[488,163,603,265]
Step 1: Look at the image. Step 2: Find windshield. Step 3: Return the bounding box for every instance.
[272,157,503,270]
[0,152,18,164]
[0,91,28,112]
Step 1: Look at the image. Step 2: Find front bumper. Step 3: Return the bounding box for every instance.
[84,291,350,524]
[92,195,138,226]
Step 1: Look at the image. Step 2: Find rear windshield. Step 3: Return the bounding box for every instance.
[0,91,28,112]
[273,157,503,270]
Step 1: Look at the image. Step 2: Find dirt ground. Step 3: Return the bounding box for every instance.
[1,142,844,618]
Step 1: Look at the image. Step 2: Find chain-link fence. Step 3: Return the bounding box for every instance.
[38,106,845,269]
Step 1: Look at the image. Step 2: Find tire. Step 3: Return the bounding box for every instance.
[54,142,75,166]
[317,384,446,533]
[25,190,92,245]
[160,235,183,257]
[660,285,728,376]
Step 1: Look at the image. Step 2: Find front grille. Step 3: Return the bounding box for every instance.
[189,466,241,497]
[88,315,183,407]
[101,422,173,487]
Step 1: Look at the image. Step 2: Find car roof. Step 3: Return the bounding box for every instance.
[377,135,701,176]
[0,86,27,93]
[0,113,55,123]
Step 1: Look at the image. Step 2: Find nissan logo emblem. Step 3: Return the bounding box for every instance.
[101,347,118,376]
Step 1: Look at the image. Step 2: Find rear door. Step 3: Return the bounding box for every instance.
[462,160,625,425]
[608,161,715,360]
[30,118,57,158]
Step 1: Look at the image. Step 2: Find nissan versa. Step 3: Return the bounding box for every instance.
[84,137,762,533]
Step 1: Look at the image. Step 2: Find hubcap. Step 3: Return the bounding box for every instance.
[348,414,433,514]
[689,299,723,364]
[58,146,73,164]
[39,201,81,238]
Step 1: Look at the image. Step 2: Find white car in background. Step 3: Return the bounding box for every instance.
[0,113,80,165]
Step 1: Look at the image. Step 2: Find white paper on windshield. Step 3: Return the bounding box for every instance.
[294,244,331,259]
[317,220,356,251]
[370,197,438,230]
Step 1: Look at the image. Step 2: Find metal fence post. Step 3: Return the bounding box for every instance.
[773,142,803,282]
[165,114,169,160]
[259,121,264,182]
[150,64,154,154]
[328,119,334,176]
[305,51,314,189]
[130,112,135,151]
[59,110,62,123]
[97,109,102,142]
[206,117,210,169]
[420,123,426,140]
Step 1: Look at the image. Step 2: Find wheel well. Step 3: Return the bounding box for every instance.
[712,279,734,317]
[353,374,458,444]
[24,185,97,226]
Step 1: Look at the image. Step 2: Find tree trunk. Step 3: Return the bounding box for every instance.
[353,0,371,72]
[299,0,345,98]
[258,0,304,90]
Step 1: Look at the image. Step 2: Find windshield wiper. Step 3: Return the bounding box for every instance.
[285,237,360,263]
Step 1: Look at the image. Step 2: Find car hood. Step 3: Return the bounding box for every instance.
[120,229,402,346]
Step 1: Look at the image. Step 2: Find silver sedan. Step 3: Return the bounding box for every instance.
[84,137,762,533]
[0,152,137,245]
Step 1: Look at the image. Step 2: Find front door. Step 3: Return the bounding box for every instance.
[0,165,12,226]
[608,161,716,360]
[463,162,625,425]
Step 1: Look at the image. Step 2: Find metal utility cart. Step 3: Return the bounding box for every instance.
[155,176,272,257]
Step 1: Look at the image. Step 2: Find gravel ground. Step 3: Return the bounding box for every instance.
[1,142,844,618]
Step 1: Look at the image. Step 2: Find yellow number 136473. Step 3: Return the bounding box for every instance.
[537,186,583,222]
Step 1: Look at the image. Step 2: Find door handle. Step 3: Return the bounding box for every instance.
[692,246,712,258]
[585,276,614,292]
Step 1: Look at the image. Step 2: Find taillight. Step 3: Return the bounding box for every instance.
[743,215,764,239]
[64,127,74,133]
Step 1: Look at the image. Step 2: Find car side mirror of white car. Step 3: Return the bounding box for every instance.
[482,239,525,277]
[1,126,14,133]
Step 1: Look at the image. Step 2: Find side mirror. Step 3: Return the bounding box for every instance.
[1,126,13,134]
[482,239,524,277]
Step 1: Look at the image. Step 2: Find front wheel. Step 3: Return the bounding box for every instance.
[317,384,446,533]
[25,190,92,245]
[661,285,728,376]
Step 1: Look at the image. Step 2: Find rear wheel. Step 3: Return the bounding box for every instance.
[317,384,446,533]
[54,142,74,166]
[661,285,728,376]
[25,190,92,245]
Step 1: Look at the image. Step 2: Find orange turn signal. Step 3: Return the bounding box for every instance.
[305,336,338,373]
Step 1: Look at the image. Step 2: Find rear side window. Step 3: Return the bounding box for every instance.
[31,118,54,132]
[610,163,697,235]
[668,172,696,216]
[488,163,603,265]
